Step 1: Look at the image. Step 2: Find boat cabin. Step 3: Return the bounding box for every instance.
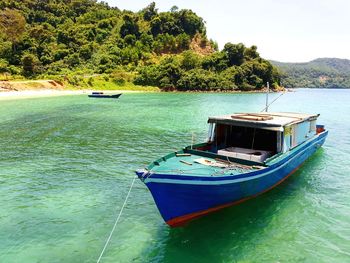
[141,112,324,179]
[205,112,320,163]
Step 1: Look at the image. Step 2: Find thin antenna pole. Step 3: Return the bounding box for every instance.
[191,132,194,149]
[265,82,270,112]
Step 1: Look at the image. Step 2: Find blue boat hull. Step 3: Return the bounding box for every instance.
[88,93,122,98]
[137,131,328,227]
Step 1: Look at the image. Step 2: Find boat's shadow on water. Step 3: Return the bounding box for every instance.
[139,149,327,263]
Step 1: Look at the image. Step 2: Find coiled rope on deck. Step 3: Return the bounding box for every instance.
[96,175,137,263]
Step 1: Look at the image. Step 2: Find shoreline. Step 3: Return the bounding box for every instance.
[0,79,287,99]
[0,88,289,100]
[0,89,145,100]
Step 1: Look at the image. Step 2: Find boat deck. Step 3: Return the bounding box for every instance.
[150,153,258,177]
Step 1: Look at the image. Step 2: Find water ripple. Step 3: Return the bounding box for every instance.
[0,90,349,262]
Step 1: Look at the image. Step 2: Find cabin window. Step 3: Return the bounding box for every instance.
[207,123,216,142]
[283,126,292,152]
[214,124,278,154]
[277,131,283,153]
[291,125,296,148]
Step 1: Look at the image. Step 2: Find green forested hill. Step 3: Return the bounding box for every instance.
[271,58,350,89]
[0,0,281,91]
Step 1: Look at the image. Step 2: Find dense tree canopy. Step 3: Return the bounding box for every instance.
[134,45,280,91]
[272,58,350,89]
[0,0,281,91]
[0,9,26,45]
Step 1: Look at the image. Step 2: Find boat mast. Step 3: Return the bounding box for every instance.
[265,82,269,112]
[191,132,195,149]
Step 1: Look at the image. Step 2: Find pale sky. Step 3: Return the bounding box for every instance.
[106,0,350,62]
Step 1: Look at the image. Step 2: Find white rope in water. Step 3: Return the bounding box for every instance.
[96,175,137,263]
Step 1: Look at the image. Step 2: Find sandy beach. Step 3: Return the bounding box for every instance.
[0,79,152,100]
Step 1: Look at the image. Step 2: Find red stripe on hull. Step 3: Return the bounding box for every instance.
[166,165,301,227]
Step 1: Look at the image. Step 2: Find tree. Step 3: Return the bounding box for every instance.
[124,34,136,45]
[0,1,284,90]
[158,56,182,85]
[140,33,153,50]
[181,50,201,70]
[151,12,182,36]
[69,0,95,17]
[176,33,190,50]
[178,9,205,36]
[120,15,140,38]
[79,44,93,60]
[170,6,179,13]
[154,33,176,53]
[0,59,9,73]
[66,53,80,67]
[134,65,160,86]
[142,2,158,21]
[177,68,234,91]
[22,53,40,76]
[0,9,26,51]
[0,39,12,61]
[244,45,259,60]
[223,43,246,66]
[202,52,229,71]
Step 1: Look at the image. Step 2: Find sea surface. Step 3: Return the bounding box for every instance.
[0,89,349,262]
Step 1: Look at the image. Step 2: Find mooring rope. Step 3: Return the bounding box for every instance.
[96,175,137,263]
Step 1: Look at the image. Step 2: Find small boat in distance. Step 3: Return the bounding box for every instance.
[136,112,328,227]
[88,92,122,98]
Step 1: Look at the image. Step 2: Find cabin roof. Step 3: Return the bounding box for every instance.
[208,112,319,131]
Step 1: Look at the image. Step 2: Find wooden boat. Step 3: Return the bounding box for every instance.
[88,92,122,98]
[136,112,328,227]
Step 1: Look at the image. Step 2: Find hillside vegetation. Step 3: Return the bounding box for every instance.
[0,0,281,91]
[272,58,350,89]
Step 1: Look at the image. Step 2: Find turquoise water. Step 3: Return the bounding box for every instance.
[0,89,349,262]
